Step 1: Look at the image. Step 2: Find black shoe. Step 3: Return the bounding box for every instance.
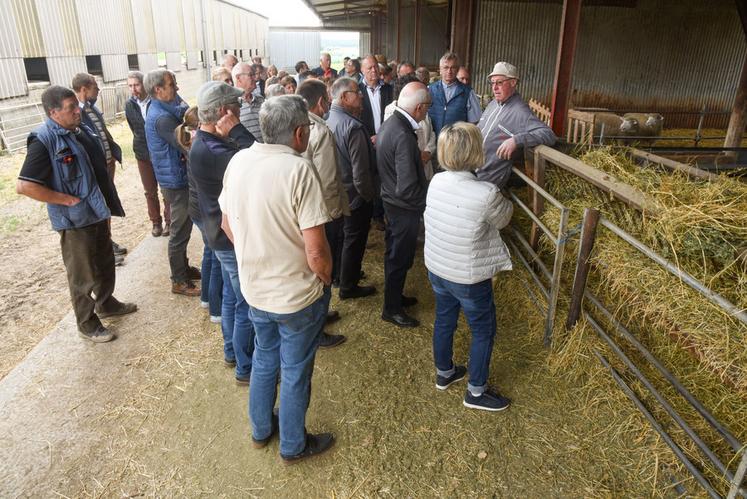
[252,408,279,449]
[463,388,511,412]
[151,223,163,237]
[339,285,376,300]
[319,332,346,349]
[78,325,116,343]
[162,223,171,237]
[114,254,125,267]
[187,266,201,280]
[97,301,138,319]
[235,374,250,386]
[224,357,237,367]
[359,270,366,280]
[436,365,467,390]
[401,295,418,307]
[112,241,127,255]
[325,310,341,324]
[281,432,335,464]
[381,310,419,328]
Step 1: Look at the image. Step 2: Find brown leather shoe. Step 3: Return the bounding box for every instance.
[172,281,200,296]
[187,266,202,280]
[151,223,163,237]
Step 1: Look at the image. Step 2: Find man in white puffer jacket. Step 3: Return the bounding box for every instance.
[424,122,514,412]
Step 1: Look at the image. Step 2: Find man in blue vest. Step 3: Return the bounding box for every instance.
[16,86,137,343]
[144,69,200,296]
[427,52,482,139]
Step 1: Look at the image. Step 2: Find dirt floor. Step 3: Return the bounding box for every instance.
[0,123,695,497]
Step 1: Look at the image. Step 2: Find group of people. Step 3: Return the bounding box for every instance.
[15,49,556,463]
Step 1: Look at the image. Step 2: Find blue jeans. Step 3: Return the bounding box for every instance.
[428,271,496,394]
[248,292,326,456]
[193,220,222,316]
[214,249,254,377]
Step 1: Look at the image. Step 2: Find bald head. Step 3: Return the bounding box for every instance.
[398,82,431,122]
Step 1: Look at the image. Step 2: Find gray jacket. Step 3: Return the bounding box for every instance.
[477,92,556,188]
[326,104,378,210]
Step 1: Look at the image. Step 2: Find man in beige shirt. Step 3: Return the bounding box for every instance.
[298,79,350,349]
[219,95,335,464]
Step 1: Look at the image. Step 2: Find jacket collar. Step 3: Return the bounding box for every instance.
[330,104,364,124]
[45,118,74,136]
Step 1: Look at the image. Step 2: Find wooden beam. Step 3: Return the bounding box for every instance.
[629,148,720,182]
[536,145,660,215]
[550,0,582,136]
[725,51,747,149]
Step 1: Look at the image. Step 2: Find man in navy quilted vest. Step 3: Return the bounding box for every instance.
[427,52,482,140]
[144,69,200,297]
[16,86,137,343]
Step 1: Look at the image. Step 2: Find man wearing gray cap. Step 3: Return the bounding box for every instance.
[477,62,556,188]
[189,81,256,385]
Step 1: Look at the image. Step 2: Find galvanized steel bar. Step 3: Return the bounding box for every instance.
[728,450,747,499]
[599,217,747,326]
[508,225,553,281]
[543,207,569,346]
[512,165,565,211]
[594,350,721,499]
[506,237,549,301]
[585,312,734,483]
[585,291,743,453]
[508,191,555,242]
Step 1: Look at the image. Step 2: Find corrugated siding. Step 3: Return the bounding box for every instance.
[186,51,199,69]
[268,31,321,73]
[137,52,159,72]
[0,58,27,99]
[75,0,127,55]
[166,52,182,71]
[120,0,138,54]
[47,56,87,86]
[101,54,129,82]
[153,0,183,52]
[131,0,157,53]
[257,17,268,57]
[182,0,200,51]
[360,32,371,58]
[35,0,85,57]
[0,0,23,58]
[11,0,45,57]
[473,0,746,128]
[473,1,561,103]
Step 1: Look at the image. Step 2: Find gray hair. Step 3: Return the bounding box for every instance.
[259,94,308,146]
[439,51,460,66]
[231,62,252,80]
[265,83,286,98]
[127,70,144,83]
[398,84,430,113]
[198,106,220,124]
[331,77,357,103]
[143,69,170,97]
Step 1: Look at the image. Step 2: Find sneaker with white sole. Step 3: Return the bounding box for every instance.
[436,365,467,390]
[209,315,222,323]
[463,388,511,412]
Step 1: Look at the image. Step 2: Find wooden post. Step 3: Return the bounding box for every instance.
[566,208,600,330]
[725,52,747,149]
[549,0,582,136]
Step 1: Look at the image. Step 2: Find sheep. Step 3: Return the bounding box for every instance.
[623,113,664,136]
[592,112,639,140]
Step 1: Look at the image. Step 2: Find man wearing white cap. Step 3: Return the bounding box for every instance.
[477,62,556,188]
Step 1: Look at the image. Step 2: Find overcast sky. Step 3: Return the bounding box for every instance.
[236,0,321,26]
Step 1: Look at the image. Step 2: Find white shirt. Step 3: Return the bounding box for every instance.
[394,106,420,130]
[137,97,150,120]
[365,82,383,134]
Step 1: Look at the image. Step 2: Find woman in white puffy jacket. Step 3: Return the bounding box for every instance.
[423,122,514,412]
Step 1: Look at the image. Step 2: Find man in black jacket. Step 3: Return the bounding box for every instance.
[189,81,256,385]
[376,82,431,328]
[326,77,378,301]
[125,71,171,237]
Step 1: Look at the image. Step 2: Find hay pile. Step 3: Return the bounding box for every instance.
[517,146,747,495]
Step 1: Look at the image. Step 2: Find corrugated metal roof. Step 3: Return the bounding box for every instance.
[303,0,385,22]
[11,0,45,58]
[0,58,27,99]
[0,0,23,58]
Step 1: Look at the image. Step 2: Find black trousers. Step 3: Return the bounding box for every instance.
[161,186,193,283]
[325,216,344,285]
[339,201,373,291]
[59,220,117,334]
[383,203,422,313]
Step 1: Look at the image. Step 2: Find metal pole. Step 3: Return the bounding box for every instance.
[565,208,600,330]
[594,350,721,499]
[728,449,747,499]
[695,104,706,147]
[544,207,570,347]
[200,0,212,82]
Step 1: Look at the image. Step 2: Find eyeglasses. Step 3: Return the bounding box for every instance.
[237,72,256,79]
[489,78,515,86]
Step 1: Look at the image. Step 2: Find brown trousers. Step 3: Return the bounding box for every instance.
[59,220,117,334]
[136,159,171,225]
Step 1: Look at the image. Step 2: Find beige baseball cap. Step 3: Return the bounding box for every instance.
[488,62,519,80]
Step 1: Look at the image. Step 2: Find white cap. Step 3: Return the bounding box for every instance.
[488,62,519,80]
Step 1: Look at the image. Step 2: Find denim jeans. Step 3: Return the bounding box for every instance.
[194,220,222,317]
[428,271,497,394]
[248,292,326,456]
[214,249,254,377]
